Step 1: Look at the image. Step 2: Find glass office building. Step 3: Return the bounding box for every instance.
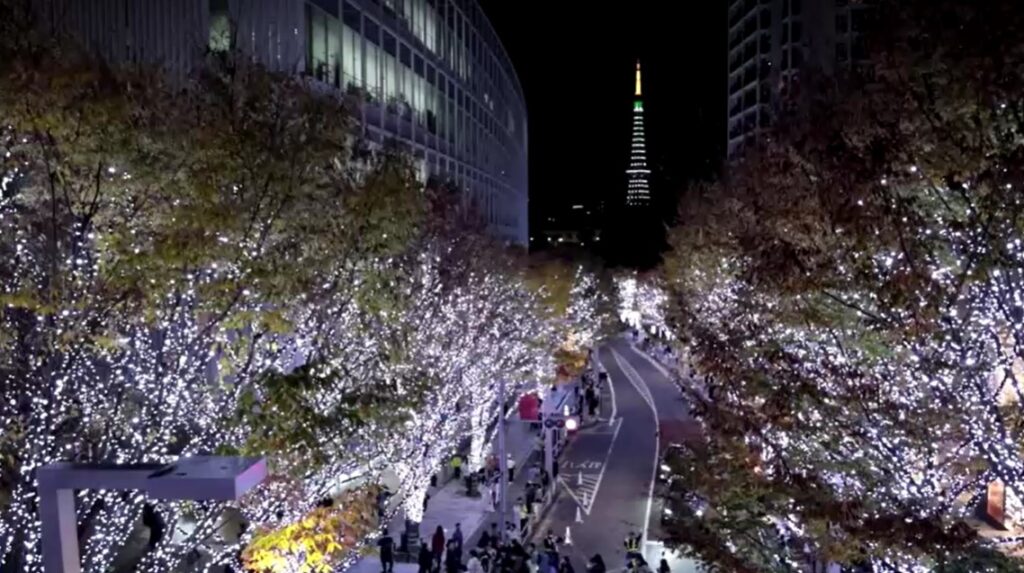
[37,0,528,244]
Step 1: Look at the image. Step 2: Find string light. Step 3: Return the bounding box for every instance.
[0,114,559,573]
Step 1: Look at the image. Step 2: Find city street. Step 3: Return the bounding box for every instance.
[533,337,702,572]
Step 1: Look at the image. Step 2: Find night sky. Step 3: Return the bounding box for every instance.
[478,2,727,237]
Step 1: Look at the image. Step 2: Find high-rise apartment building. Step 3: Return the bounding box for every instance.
[726,0,871,160]
[35,0,528,245]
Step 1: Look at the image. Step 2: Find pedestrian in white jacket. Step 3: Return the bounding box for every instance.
[467,550,485,573]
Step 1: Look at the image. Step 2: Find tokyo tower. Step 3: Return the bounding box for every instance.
[626,60,651,207]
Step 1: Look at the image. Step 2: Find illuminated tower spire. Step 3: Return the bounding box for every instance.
[626,60,651,207]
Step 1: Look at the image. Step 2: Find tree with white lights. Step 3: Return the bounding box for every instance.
[615,273,668,338]
[565,267,603,352]
[660,2,1024,571]
[0,30,559,573]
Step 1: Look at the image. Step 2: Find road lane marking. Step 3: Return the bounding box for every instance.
[611,348,660,548]
[557,417,622,516]
[627,342,674,381]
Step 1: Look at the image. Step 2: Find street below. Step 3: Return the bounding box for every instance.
[533,337,702,573]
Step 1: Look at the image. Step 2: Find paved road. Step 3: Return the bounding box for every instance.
[533,337,702,573]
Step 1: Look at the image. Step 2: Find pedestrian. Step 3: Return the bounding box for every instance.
[445,540,461,573]
[478,526,491,549]
[378,528,395,573]
[558,556,575,573]
[432,526,446,571]
[623,532,640,567]
[657,558,670,573]
[524,482,537,512]
[418,542,434,573]
[488,522,500,549]
[467,550,484,573]
[528,463,541,483]
[452,522,464,552]
[424,492,431,514]
[540,468,550,491]
[376,486,392,520]
[585,385,597,416]
[508,453,516,482]
[540,532,557,552]
[525,543,539,573]
[142,504,164,549]
[542,530,558,567]
[586,554,606,573]
[507,520,521,544]
[451,454,463,480]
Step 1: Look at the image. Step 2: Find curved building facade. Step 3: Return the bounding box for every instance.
[36,0,528,244]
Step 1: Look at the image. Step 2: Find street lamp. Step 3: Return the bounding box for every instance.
[37,456,267,573]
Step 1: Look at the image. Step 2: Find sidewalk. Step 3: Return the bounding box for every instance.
[347,412,542,573]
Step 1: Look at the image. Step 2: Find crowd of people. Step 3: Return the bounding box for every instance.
[413,525,574,573]
[396,525,670,573]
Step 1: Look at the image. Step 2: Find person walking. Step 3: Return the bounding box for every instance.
[467,550,485,573]
[451,454,463,480]
[623,532,641,567]
[445,540,461,573]
[489,522,499,544]
[558,556,575,573]
[507,453,517,482]
[657,558,670,573]
[536,548,548,573]
[418,542,434,573]
[478,525,492,550]
[585,385,597,417]
[378,528,396,573]
[376,486,392,520]
[507,520,521,544]
[452,523,464,552]
[542,530,558,573]
[431,526,446,572]
[586,554,606,573]
[524,482,537,513]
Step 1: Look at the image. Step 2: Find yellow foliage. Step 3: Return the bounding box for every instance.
[242,486,380,573]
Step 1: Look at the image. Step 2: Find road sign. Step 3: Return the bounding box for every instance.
[544,418,556,429]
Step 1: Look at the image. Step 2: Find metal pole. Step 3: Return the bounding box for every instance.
[497,377,508,543]
[39,487,79,573]
[543,426,553,497]
[543,384,554,497]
